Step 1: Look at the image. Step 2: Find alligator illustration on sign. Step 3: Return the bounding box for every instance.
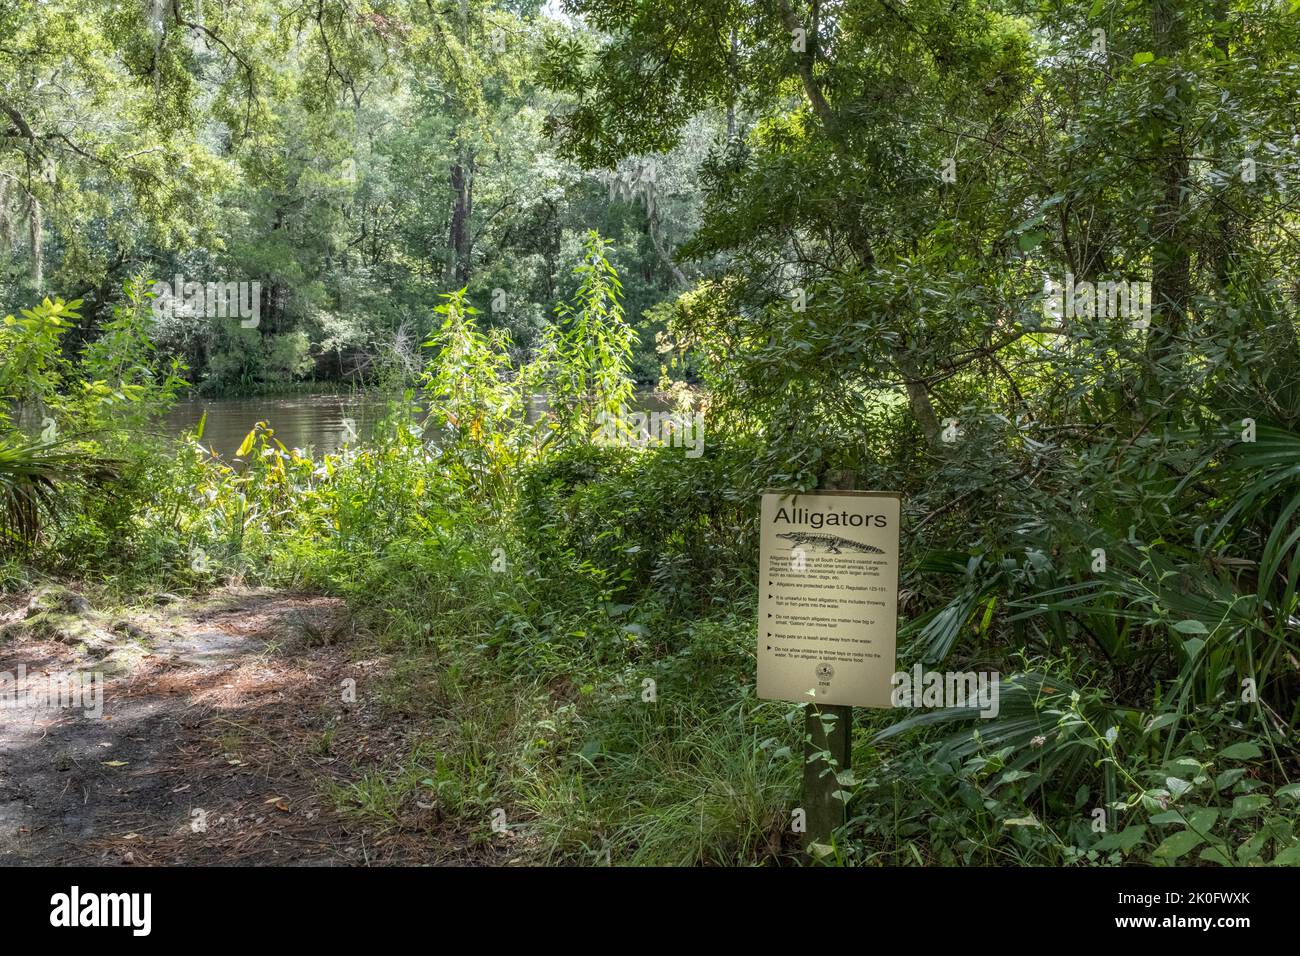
[775,531,885,555]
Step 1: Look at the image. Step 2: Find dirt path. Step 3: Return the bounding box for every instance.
[0,586,464,865]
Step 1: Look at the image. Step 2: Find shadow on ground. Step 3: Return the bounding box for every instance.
[0,587,478,866]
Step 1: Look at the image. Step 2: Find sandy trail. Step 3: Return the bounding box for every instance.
[0,587,457,866]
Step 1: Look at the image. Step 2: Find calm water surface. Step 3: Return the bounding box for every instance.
[162,392,670,458]
[162,394,415,457]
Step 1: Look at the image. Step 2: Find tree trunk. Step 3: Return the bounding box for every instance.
[448,150,475,287]
[774,0,942,447]
[648,205,688,288]
[1145,0,1192,376]
[727,28,738,140]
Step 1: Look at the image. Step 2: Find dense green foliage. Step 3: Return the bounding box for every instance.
[0,0,698,391]
[2,0,1298,866]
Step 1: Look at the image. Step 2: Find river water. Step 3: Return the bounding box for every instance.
[162,392,672,458]
[162,394,418,457]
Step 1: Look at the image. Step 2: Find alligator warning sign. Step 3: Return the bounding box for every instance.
[757,490,900,707]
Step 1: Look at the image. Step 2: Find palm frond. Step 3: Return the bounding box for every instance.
[0,432,120,551]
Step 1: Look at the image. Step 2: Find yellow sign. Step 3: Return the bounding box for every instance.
[757,491,901,707]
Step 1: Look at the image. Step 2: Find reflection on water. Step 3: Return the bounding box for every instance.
[162,394,415,458]
[162,392,671,458]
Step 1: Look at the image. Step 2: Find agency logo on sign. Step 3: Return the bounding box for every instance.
[815,663,834,683]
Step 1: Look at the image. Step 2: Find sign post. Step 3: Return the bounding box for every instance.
[756,474,901,856]
[802,697,852,854]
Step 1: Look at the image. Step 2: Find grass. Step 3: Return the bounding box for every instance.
[333,563,806,865]
[518,700,799,865]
